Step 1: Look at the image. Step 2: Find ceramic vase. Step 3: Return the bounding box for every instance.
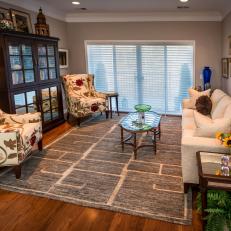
[202,66,212,90]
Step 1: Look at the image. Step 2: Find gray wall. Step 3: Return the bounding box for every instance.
[0,2,69,75]
[221,11,231,95]
[67,21,222,89]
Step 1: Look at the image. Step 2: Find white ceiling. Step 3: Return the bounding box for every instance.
[1,0,231,22]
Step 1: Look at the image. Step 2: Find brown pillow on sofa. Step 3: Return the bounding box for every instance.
[195,95,212,115]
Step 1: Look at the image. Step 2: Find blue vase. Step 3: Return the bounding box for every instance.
[203,66,212,90]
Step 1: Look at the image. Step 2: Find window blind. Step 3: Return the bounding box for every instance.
[86,42,194,115]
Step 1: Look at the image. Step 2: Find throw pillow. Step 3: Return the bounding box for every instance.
[195,95,212,115]
[194,111,231,138]
[188,88,211,109]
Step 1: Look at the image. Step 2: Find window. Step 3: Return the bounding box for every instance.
[86,41,194,115]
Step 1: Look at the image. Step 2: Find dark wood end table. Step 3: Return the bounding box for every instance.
[104,92,119,118]
[196,151,231,229]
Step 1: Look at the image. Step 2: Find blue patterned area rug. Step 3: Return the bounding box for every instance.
[0,115,192,225]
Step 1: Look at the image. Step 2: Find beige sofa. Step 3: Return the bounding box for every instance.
[182,89,231,193]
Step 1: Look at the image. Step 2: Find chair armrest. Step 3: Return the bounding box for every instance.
[3,112,42,124]
[182,99,192,109]
[0,130,20,166]
[94,92,107,99]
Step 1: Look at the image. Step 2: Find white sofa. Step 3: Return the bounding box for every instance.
[181,89,231,193]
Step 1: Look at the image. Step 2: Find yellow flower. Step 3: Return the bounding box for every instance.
[223,136,231,147]
[216,132,222,140]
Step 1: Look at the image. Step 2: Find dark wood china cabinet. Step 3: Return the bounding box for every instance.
[0,30,64,131]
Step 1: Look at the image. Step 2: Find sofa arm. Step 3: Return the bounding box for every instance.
[182,99,192,109]
[3,112,42,125]
[181,136,228,184]
[0,130,20,166]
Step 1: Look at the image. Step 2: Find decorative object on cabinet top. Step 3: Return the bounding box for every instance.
[35,8,50,36]
[0,7,14,31]
[10,9,33,33]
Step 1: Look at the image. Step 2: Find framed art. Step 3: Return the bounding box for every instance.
[59,49,69,69]
[10,9,32,33]
[229,58,231,78]
[222,58,229,78]
[0,7,11,20]
[229,36,231,56]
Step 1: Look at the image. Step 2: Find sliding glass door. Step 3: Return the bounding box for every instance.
[86,42,194,115]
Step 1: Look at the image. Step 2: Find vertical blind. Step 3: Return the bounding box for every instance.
[86,42,194,115]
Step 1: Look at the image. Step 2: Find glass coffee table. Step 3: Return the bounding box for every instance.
[119,111,161,159]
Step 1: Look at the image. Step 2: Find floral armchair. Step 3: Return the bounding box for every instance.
[62,74,109,124]
[0,109,43,178]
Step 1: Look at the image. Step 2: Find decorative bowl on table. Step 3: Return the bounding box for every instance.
[134,104,151,125]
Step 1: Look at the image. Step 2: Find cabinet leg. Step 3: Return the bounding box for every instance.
[116,96,119,116]
[105,111,109,119]
[14,165,21,179]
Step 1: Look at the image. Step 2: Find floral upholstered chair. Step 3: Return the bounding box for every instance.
[62,74,109,124]
[0,109,43,178]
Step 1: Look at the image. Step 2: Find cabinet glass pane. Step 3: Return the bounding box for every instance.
[42,88,50,100]
[10,56,22,70]
[44,111,52,122]
[42,100,50,112]
[25,70,35,83]
[28,104,36,113]
[26,91,36,104]
[50,87,57,97]
[23,56,33,69]
[48,57,55,68]
[12,71,23,85]
[39,57,47,68]
[9,45,20,55]
[16,107,26,114]
[51,97,58,109]
[38,46,46,56]
[49,68,56,79]
[52,109,59,119]
[40,69,48,80]
[47,45,54,56]
[22,45,32,55]
[14,93,25,108]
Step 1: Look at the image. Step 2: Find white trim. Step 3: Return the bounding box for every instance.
[66,11,223,22]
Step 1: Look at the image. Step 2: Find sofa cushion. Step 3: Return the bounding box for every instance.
[195,95,212,115]
[188,88,211,109]
[211,95,231,120]
[194,113,231,138]
[211,89,227,108]
[224,104,231,119]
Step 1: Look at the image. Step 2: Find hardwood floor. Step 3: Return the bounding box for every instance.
[0,122,203,231]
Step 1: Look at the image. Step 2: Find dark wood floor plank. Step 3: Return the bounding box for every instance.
[0,121,202,231]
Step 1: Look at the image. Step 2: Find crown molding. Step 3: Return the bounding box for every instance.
[65,11,223,23]
[0,0,65,21]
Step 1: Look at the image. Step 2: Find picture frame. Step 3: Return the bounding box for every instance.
[229,58,231,78]
[229,36,231,56]
[59,49,69,69]
[10,9,33,33]
[222,58,229,78]
[0,7,11,20]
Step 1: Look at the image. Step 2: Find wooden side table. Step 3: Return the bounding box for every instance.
[196,151,231,230]
[104,92,119,118]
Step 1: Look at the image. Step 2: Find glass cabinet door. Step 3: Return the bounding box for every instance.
[38,44,57,81]
[14,90,37,114]
[41,86,59,122]
[9,43,35,85]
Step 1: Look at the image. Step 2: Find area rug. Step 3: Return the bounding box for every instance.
[0,115,192,225]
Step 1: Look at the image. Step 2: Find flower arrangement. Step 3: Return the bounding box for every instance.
[216,132,231,154]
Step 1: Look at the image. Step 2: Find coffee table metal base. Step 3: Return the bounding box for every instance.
[120,125,161,159]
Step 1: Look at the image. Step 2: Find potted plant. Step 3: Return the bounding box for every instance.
[197,190,231,231]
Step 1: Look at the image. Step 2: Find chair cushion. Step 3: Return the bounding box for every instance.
[188,88,211,109]
[194,111,231,138]
[211,95,231,120]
